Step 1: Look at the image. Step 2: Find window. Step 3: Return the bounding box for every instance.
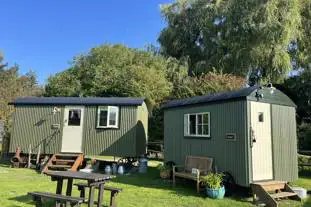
[184,112,210,137]
[258,112,264,122]
[97,106,119,128]
[68,109,81,126]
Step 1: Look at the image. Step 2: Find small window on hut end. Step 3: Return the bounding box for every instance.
[184,112,210,138]
[258,112,264,122]
[97,106,119,128]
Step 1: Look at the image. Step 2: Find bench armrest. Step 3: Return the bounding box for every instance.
[173,165,184,173]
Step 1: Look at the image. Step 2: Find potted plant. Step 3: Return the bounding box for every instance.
[200,172,225,199]
[157,164,172,179]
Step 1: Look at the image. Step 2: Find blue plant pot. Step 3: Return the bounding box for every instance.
[206,186,225,199]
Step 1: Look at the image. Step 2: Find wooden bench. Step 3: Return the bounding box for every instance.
[173,155,213,193]
[28,191,84,207]
[75,183,122,207]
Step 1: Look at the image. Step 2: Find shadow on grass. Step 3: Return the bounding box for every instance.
[111,165,251,204]
[8,195,33,204]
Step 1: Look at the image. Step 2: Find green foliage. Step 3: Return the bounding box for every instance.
[159,0,305,83]
[297,123,311,150]
[157,163,172,172]
[282,70,311,123]
[200,172,224,189]
[0,55,42,134]
[281,70,311,150]
[45,44,177,108]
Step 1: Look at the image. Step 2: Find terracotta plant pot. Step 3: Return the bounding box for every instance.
[160,170,171,179]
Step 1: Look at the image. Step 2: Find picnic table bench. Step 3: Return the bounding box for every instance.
[28,192,84,207]
[173,155,213,193]
[75,183,122,207]
[35,171,115,207]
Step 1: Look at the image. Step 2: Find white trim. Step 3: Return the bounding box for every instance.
[97,106,119,128]
[184,112,210,137]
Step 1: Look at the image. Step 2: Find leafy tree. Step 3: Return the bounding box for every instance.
[159,0,305,83]
[45,44,176,108]
[280,70,311,150]
[0,54,42,147]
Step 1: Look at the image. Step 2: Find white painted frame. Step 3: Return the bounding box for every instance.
[184,112,210,137]
[97,106,119,128]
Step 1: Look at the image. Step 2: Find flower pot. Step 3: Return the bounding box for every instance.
[160,170,171,179]
[206,186,225,199]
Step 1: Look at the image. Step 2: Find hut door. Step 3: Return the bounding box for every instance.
[61,106,84,152]
[251,102,273,181]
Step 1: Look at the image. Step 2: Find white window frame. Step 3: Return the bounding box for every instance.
[184,112,210,137]
[97,106,119,128]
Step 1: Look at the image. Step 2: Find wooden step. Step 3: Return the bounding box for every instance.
[270,192,297,199]
[48,164,72,169]
[254,181,286,192]
[42,153,84,173]
[55,153,79,158]
[53,159,75,164]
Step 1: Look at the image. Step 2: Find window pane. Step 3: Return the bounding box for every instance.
[203,114,209,124]
[99,110,108,126]
[198,124,203,135]
[109,107,118,126]
[189,115,196,134]
[197,114,202,124]
[203,124,209,135]
[68,110,81,126]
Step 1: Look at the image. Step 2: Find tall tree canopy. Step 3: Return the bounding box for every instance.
[159,0,309,83]
[45,44,180,108]
[0,53,41,132]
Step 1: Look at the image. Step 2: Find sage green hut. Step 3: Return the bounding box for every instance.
[9,97,148,157]
[162,86,298,187]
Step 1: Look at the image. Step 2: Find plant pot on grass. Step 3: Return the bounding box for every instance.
[157,164,172,179]
[201,172,225,199]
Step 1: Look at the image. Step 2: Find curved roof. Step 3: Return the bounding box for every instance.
[10,97,145,106]
[162,86,296,109]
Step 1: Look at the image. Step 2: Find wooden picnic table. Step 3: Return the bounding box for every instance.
[45,171,115,207]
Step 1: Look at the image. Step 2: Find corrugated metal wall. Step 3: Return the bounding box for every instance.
[10,105,64,154]
[271,105,298,182]
[164,101,249,186]
[83,106,139,157]
[136,102,148,155]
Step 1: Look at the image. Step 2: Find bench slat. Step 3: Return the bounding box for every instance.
[74,183,122,192]
[28,192,84,203]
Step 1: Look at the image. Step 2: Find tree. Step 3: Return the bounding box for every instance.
[45,44,175,108]
[159,0,304,83]
[0,54,42,137]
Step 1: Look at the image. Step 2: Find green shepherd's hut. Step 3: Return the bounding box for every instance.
[9,97,148,157]
[162,86,298,187]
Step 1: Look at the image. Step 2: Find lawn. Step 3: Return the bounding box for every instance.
[0,160,310,207]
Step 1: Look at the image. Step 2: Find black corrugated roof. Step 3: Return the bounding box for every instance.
[10,97,145,106]
[162,86,258,109]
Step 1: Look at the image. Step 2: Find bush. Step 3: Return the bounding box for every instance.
[298,123,311,150]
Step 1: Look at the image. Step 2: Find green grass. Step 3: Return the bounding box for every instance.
[0,160,310,207]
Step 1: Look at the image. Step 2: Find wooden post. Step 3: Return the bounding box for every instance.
[88,186,95,207]
[36,145,41,165]
[56,179,63,194]
[66,178,73,196]
[28,144,32,168]
[98,183,104,207]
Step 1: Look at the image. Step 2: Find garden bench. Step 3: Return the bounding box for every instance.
[173,155,213,193]
[75,183,122,207]
[28,191,84,207]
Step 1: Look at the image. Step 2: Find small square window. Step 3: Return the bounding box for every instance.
[97,106,119,128]
[258,112,264,122]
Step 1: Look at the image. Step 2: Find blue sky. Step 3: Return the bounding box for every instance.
[0,1,172,83]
